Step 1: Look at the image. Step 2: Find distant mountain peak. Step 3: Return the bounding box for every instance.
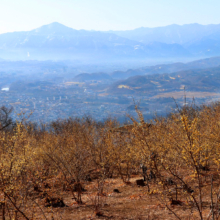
[33,22,74,34]
[45,22,68,29]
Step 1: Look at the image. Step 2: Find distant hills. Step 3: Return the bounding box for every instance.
[73,72,113,82]
[68,56,220,97]
[185,31,220,56]
[110,56,220,79]
[107,63,220,95]
[1,22,220,61]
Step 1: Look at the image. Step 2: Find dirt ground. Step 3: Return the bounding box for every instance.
[21,175,216,220]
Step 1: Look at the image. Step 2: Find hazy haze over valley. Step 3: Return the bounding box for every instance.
[1,0,220,122]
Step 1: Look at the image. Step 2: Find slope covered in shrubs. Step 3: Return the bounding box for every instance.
[0,102,220,219]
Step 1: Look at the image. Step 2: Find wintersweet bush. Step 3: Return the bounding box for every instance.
[0,103,219,219]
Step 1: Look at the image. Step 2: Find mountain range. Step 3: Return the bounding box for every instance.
[1,22,220,61]
[110,24,220,44]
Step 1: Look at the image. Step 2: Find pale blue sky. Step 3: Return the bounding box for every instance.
[0,0,219,34]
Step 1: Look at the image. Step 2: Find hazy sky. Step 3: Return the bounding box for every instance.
[0,0,220,34]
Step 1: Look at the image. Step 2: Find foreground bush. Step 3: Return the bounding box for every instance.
[0,103,220,219]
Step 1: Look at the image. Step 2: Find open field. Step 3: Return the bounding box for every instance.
[153,91,220,99]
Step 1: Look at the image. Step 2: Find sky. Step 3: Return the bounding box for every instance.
[0,0,220,34]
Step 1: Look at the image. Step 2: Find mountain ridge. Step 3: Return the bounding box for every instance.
[1,22,220,61]
[110,23,220,45]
